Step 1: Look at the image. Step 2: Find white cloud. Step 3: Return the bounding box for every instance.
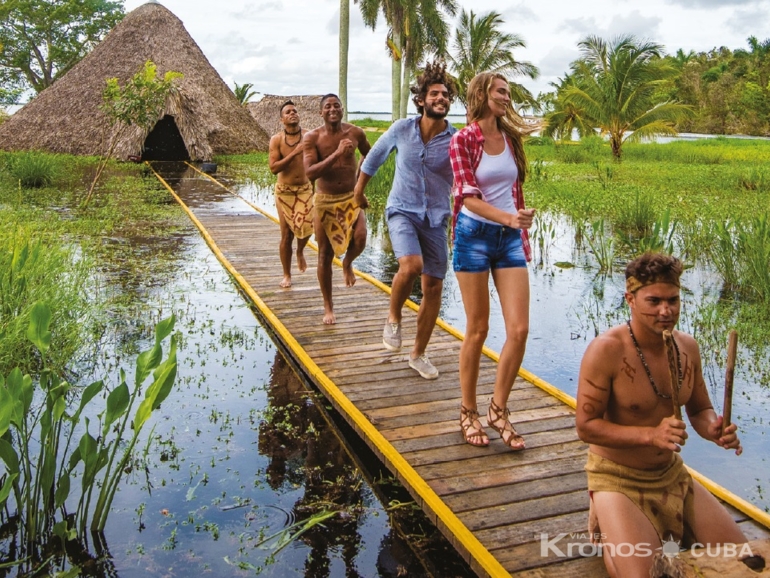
[727,7,770,33]
[664,0,756,6]
[117,0,770,111]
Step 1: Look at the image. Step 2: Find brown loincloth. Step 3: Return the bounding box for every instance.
[275,181,314,239]
[586,451,695,544]
[314,191,361,258]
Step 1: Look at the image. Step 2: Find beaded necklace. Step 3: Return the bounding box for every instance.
[626,320,682,399]
[284,128,302,147]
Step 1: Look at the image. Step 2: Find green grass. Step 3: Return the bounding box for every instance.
[350,117,391,130]
[525,137,770,302]
[0,151,188,375]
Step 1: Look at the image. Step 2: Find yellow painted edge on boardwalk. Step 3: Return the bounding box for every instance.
[176,163,770,535]
[153,163,510,577]
[185,162,577,409]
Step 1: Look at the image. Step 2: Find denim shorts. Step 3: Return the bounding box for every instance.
[386,208,449,279]
[452,212,527,273]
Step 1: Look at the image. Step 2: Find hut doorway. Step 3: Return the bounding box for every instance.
[142,115,190,161]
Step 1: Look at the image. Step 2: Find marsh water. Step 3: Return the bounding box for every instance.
[223,167,770,515]
[4,161,767,577]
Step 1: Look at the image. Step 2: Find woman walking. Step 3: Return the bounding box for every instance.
[449,72,536,449]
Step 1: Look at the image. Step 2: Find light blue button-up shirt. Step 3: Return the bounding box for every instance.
[361,117,457,228]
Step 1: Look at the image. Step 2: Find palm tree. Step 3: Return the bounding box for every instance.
[541,75,595,141]
[358,0,406,120]
[339,0,350,121]
[548,35,692,159]
[397,0,457,118]
[448,10,539,107]
[233,82,257,105]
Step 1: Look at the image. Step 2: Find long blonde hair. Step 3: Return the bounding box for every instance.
[466,72,532,182]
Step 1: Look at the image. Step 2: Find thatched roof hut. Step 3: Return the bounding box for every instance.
[0,1,268,161]
[248,95,324,138]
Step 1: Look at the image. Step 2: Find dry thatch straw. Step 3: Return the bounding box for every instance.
[0,2,268,160]
[248,95,324,138]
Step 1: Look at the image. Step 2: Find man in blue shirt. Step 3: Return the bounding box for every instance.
[353,62,457,379]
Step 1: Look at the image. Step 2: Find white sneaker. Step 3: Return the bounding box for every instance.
[409,354,439,380]
[383,321,402,351]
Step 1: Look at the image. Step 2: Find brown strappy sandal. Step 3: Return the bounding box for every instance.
[460,405,489,447]
[487,398,525,451]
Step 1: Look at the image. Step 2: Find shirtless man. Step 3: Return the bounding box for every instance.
[268,100,314,288]
[303,94,371,324]
[576,253,746,578]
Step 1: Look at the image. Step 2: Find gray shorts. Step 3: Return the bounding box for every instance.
[386,209,449,279]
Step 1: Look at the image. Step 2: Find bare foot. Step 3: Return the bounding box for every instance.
[323,309,336,325]
[297,250,307,273]
[343,263,356,287]
[280,275,292,288]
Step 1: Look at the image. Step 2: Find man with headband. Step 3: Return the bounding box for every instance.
[575,253,746,578]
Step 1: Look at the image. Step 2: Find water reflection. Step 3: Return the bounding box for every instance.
[257,351,465,577]
[225,165,770,514]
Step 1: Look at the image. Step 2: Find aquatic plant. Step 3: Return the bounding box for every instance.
[585,218,615,272]
[530,158,549,181]
[620,208,677,256]
[0,235,93,376]
[738,167,770,191]
[531,213,556,267]
[712,216,770,302]
[0,303,178,573]
[5,151,60,188]
[592,161,614,190]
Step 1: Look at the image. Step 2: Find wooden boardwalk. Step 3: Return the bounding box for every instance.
[150,161,770,577]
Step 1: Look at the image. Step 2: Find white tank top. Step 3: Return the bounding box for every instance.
[461,137,518,225]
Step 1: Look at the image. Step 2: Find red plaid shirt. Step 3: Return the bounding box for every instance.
[449,122,531,262]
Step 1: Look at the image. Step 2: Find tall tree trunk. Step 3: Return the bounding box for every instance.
[400,38,411,119]
[339,0,349,122]
[391,29,402,121]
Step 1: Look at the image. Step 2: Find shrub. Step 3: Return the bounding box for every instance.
[7,151,60,188]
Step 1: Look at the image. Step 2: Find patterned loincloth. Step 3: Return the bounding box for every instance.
[275,182,314,239]
[314,191,361,258]
[586,451,695,544]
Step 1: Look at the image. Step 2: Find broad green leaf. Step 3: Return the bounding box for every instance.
[54,472,70,509]
[27,301,52,354]
[0,389,11,437]
[154,315,175,343]
[75,380,104,421]
[68,446,82,471]
[0,473,18,505]
[5,367,22,398]
[40,447,57,506]
[19,374,33,415]
[135,344,161,386]
[133,397,153,433]
[53,394,66,422]
[103,382,129,437]
[0,439,19,473]
[150,360,177,411]
[151,337,177,409]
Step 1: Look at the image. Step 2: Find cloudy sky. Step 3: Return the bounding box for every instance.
[124,0,770,113]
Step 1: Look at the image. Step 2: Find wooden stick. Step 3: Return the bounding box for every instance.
[721,330,738,436]
[662,330,682,421]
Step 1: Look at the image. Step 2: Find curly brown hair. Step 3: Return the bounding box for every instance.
[625,253,683,290]
[410,60,457,115]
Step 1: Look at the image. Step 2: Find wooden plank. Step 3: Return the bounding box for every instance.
[157,165,770,578]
